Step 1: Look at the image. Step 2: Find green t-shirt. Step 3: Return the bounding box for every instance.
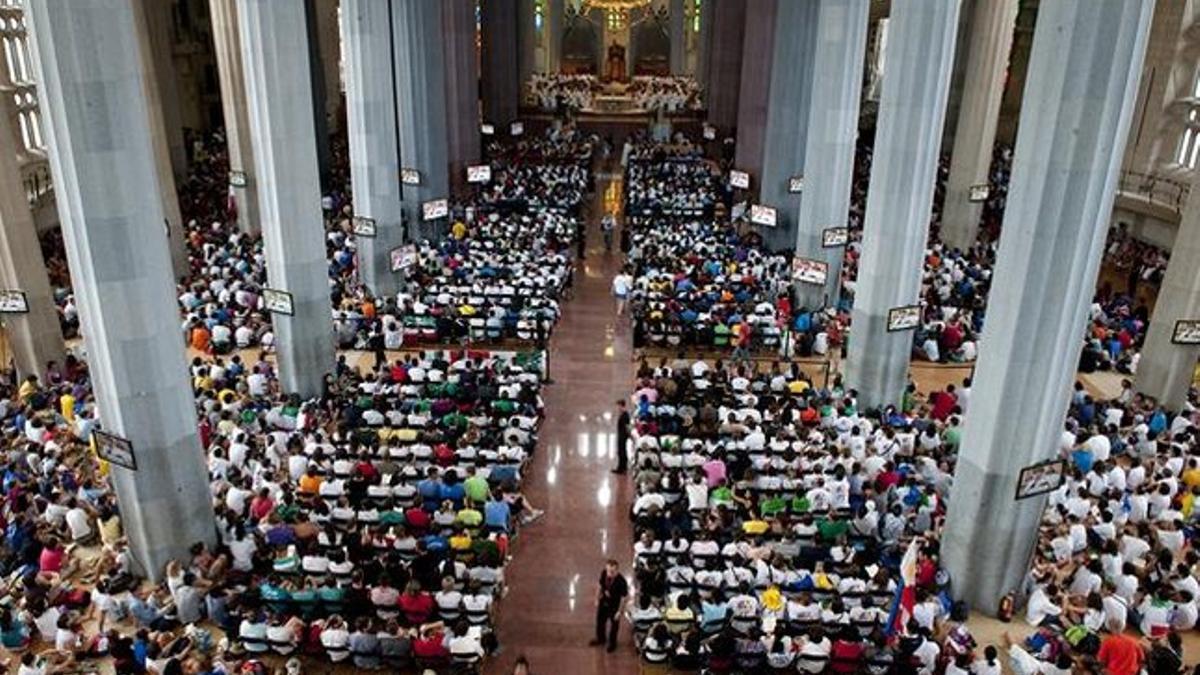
[457,508,483,527]
[464,476,490,504]
[816,517,849,542]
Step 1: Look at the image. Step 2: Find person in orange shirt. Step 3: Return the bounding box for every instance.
[189,321,211,352]
[297,466,323,496]
[1096,632,1143,675]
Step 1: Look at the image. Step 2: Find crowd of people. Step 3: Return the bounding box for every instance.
[0,345,549,674]
[525,74,702,113]
[626,76,703,113]
[623,354,1196,673]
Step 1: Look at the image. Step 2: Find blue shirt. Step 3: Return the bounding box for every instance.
[484,500,511,531]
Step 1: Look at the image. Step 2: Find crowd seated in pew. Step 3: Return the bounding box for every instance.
[0,348,549,673]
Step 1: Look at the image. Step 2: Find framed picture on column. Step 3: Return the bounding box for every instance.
[466,165,492,184]
[886,304,922,332]
[968,184,991,202]
[749,204,777,227]
[94,429,137,471]
[228,170,247,188]
[791,258,828,286]
[400,168,421,186]
[390,245,417,273]
[703,124,717,140]
[262,288,295,316]
[510,121,525,136]
[0,290,29,314]
[1015,459,1067,500]
[352,216,377,238]
[788,175,805,193]
[729,170,750,190]
[422,199,449,221]
[821,227,849,248]
[1171,319,1200,345]
[480,123,495,136]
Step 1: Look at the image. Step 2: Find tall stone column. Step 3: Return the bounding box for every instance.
[342,0,403,300]
[26,0,215,580]
[844,0,960,409]
[393,0,451,242]
[704,0,745,131]
[133,0,188,280]
[943,0,1151,613]
[518,0,537,85]
[669,0,686,75]
[547,0,564,73]
[137,0,187,177]
[237,0,335,397]
[793,0,868,310]
[443,0,481,197]
[482,0,520,125]
[209,0,260,235]
[1136,172,1200,409]
[0,108,63,379]
[756,0,818,252]
[695,0,714,88]
[940,0,1018,251]
[733,0,776,181]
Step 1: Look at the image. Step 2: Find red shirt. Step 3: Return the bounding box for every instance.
[399,592,435,625]
[39,546,64,573]
[412,632,448,658]
[1097,634,1142,675]
[249,496,274,521]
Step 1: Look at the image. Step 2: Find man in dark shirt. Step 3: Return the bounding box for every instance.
[613,400,630,474]
[589,559,629,652]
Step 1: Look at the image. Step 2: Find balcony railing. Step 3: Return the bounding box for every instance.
[1117,170,1190,212]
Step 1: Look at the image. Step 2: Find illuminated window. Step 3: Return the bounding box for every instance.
[692,0,701,33]
[535,0,544,31]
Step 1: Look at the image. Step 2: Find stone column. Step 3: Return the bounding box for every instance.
[704,0,745,131]
[756,0,818,252]
[942,0,1151,614]
[1136,172,1200,408]
[793,0,868,310]
[844,0,960,409]
[443,0,481,197]
[669,0,686,75]
[342,0,403,300]
[208,0,260,235]
[133,0,188,280]
[26,0,215,580]
[518,0,537,84]
[304,0,333,192]
[393,0,451,242]
[695,0,714,88]
[482,0,520,125]
[0,105,63,379]
[547,0,564,73]
[733,0,776,180]
[237,0,335,397]
[138,0,187,177]
[940,0,1018,251]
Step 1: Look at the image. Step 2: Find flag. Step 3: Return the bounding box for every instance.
[885,538,920,637]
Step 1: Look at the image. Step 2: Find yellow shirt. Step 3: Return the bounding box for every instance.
[449,533,472,551]
[1183,468,1200,489]
[451,221,468,240]
[17,380,35,401]
[59,394,76,422]
[99,515,122,546]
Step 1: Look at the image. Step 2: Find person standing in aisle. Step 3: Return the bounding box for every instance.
[589,559,629,652]
[613,399,630,475]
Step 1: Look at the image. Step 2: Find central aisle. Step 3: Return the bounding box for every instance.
[487,166,640,673]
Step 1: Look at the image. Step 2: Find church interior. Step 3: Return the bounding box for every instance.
[0,0,1197,673]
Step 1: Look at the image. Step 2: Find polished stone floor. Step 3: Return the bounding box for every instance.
[483,171,642,674]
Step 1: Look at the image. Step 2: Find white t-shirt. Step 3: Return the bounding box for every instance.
[65,508,91,540]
